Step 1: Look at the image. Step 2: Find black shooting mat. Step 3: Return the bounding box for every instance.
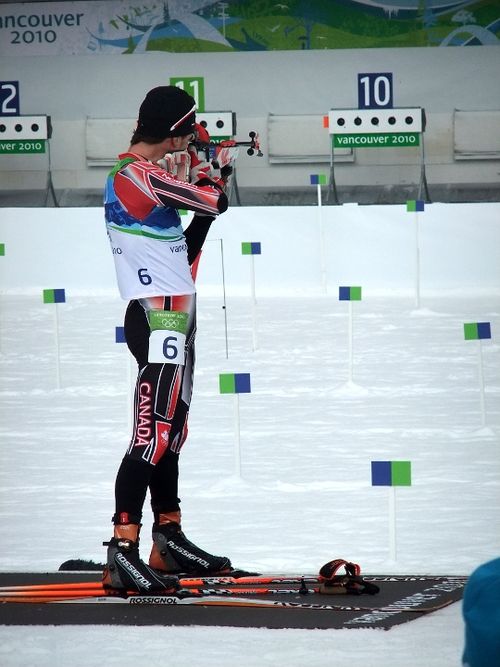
[0,572,466,630]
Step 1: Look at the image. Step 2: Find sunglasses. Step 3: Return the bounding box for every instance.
[170,104,197,132]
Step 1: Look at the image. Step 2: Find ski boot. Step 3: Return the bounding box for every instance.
[149,512,232,575]
[102,523,179,593]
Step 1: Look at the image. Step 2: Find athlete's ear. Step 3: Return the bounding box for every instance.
[170,136,184,150]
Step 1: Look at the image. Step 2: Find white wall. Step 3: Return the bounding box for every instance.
[1,46,500,195]
[1,203,499,296]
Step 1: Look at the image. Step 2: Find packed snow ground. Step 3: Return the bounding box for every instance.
[0,292,499,666]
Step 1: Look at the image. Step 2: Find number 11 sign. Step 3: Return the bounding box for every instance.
[170,76,205,112]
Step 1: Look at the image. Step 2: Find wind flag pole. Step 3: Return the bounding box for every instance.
[186,212,229,359]
[206,238,230,359]
[219,239,229,359]
[310,174,328,293]
[339,286,362,384]
[219,372,251,478]
[464,322,492,427]
[371,460,412,562]
[43,288,66,389]
[241,243,261,351]
[406,200,425,309]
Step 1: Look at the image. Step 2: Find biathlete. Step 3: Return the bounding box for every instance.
[103,85,231,592]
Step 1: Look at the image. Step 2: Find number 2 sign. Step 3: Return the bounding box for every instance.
[0,81,20,115]
[358,73,393,109]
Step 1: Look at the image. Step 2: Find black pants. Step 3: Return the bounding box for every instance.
[113,295,196,526]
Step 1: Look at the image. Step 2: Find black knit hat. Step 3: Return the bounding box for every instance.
[136,86,196,139]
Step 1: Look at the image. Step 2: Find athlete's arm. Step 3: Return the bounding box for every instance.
[184,215,214,266]
[114,159,228,220]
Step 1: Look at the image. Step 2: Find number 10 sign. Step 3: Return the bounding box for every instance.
[358,73,393,109]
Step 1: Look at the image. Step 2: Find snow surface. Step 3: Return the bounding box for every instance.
[1,290,499,666]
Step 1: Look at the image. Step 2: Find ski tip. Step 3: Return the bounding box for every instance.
[59,559,105,572]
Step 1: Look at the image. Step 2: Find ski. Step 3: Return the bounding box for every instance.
[0,576,319,596]
[0,558,370,596]
[0,555,466,610]
[74,595,457,613]
[0,585,320,602]
[0,580,377,601]
[0,591,455,613]
[0,573,463,601]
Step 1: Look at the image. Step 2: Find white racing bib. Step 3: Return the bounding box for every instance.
[106,227,195,300]
[148,310,188,365]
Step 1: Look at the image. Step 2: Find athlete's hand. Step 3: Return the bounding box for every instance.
[157,151,191,182]
[188,146,225,191]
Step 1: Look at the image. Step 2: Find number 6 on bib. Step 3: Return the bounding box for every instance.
[147,310,188,365]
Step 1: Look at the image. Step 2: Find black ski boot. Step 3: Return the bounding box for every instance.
[103,527,179,593]
[149,522,232,575]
